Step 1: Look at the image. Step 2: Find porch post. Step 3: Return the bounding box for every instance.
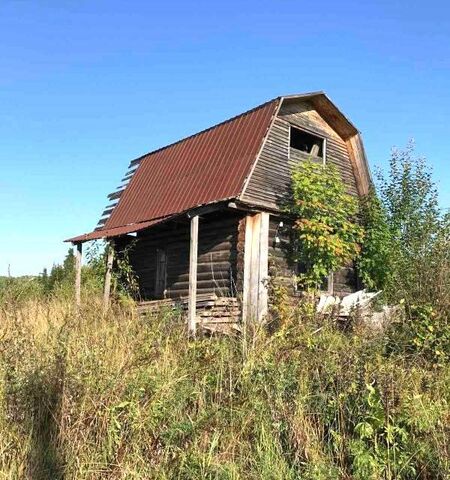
[103,241,114,312]
[258,212,269,320]
[188,215,199,336]
[75,242,82,307]
[242,212,269,323]
[242,215,253,322]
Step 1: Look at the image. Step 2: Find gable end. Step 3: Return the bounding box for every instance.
[240,95,371,210]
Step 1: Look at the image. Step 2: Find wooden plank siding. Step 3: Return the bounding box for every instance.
[241,99,359,210]
[241,118,290,208]
[126,211,243,300]
[280,101,359,196]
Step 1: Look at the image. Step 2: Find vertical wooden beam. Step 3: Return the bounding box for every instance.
[242,215,253,323]
[346,134,370,196]
[103,241,114,312]
[75,242,82,307]
[242,212,270,323]
[249,213,262,318]
[257,212,269,320]
[188,215,199,336]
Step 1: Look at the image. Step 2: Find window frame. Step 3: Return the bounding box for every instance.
[288,125,327,166]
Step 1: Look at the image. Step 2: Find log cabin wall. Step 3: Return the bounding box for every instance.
[268,215,357,296]
[241,99,359,209]
[268,216,297,295]
[126,211,242,300]
[333,264,358,296]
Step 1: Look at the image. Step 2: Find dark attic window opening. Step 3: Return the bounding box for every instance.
[290,126,324,158]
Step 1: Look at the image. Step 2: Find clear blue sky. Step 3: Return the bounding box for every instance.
[1,0,449,276]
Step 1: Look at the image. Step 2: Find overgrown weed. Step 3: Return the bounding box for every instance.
[0,292,448,479]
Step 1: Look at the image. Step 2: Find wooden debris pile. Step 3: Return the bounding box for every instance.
[137,294,241,334]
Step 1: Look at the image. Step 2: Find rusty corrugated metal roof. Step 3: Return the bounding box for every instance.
[105,99,279,229]
[66,98,279,242]
[65,92,368,243]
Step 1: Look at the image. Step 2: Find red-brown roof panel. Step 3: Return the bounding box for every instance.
[104,99,279,229]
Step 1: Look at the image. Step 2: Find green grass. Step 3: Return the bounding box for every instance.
[0,295,449,479]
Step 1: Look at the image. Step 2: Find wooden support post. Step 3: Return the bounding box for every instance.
[75,242,82,307]
[242,216,252,323]
[258,212,269,320]
[188,215,199,336]
[103,241,114,312]
[242,212,269,323]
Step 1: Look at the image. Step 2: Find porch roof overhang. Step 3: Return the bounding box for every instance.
[64,199,254,244]
[65,216,172,244]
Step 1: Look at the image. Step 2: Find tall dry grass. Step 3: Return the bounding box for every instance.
[0,295,449,479]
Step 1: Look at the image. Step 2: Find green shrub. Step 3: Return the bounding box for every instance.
[287,159,363,290]
[376,142,450,306]
[357,188,393,291]
[385,303,450,367]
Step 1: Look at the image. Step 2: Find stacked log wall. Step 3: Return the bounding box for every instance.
[127,211,242,300]
[268,215,357,296]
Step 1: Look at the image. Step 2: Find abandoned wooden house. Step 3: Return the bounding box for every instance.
[66,92,371,333]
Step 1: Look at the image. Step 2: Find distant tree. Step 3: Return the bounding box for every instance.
[40,267,50,294]
[375,141,450,304]
[41,248,77,295]
[62,248,75,279]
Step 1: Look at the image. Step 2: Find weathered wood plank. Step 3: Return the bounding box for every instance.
[242,99,360,208]
[258,212,269,320]
[103,241,114,311]
[75,243,82,307]
[188,215,199,336]
[242,212,269,323]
